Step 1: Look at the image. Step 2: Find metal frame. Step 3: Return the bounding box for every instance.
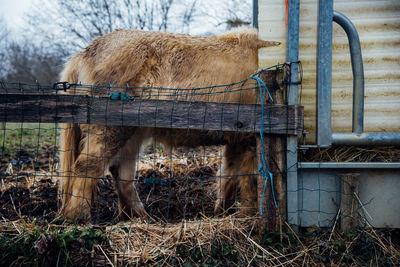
[316,0,333,147]
[333,11,364,135]
[332,132,400,145]
[252,0,258,29]
[286,0,300,226]
[299,162,400,169]
[283,0,400,227]
[316,6,400,146]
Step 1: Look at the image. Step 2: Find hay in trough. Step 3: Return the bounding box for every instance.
[301,145,400,162]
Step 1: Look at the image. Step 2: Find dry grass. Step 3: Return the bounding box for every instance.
[106,215,258,266]
[0,215,399,266]
[301,145,400,162]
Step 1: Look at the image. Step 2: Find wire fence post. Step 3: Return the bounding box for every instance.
[340,173,361,231]
[257,69,287,232]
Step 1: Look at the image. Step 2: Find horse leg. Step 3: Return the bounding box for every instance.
[236,147,258,215]
[215,137,258,216]
[62,135,104,221]
[111,132,148,219]
[61,125,130,221]
[214,161,237,215]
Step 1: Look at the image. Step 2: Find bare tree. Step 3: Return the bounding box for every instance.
[193,0,252,33]
[0,17,65,84]
[27,0,199,52]
[0,17,11,78]
[0,39,65,84]
[26,0,250,51]
[224,0,252,29]
[0,0,252,83]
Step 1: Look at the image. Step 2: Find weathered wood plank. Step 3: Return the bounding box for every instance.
[256,70,287,232]
[0,93,303,135]
[340,173,361,231]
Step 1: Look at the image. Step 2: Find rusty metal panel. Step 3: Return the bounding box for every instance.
[259,0,400,143]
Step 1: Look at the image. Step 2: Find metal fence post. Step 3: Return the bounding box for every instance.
[286,0,300,227]
[316,0,333,146]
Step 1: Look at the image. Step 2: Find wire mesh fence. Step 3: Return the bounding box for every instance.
[1,63,399,265]
[0,64,301,265]
[2,66,400,266]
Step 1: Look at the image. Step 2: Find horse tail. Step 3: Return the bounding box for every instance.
[58,55,83,210]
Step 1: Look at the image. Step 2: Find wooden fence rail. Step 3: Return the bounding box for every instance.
[0,93,303,135]
[0,70,303,230]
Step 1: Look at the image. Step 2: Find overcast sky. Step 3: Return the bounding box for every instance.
[0,0,252,37]
[0,0,33,31]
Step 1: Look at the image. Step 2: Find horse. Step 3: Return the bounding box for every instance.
[58,28,279,221]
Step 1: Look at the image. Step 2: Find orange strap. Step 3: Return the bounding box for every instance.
[285,0,289,28]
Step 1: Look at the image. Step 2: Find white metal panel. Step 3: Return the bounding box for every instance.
[259,0,400,143]
[298,169,400,228]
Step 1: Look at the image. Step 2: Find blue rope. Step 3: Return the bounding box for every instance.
[250,75,278,215]
[110,91,132,100]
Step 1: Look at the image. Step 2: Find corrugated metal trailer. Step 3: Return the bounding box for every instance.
[259,0,400,143]
[256,0,400,228]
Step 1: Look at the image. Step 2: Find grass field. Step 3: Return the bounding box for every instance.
[1,123,60,170]
[1,122,59,152]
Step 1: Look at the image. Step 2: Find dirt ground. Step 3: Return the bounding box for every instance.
[0,145,221,224]
[1,144,400,266]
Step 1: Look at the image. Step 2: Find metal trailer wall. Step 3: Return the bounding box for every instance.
[257,0,400,228]
[258,0,400,144]
[298,163,400,228]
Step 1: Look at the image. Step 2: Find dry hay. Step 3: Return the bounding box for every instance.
[1,215,399,266]
[95,216,400,266]
[106,216,264,266]
[301,145,400,162]
[0,216,270,266]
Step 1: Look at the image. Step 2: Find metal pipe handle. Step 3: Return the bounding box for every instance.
[333,11,365,134]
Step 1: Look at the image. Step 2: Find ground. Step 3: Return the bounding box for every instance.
[0,123,399,266]
[0,133,221,223]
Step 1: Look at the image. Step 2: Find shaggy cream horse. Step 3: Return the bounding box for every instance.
[59,28,279,221]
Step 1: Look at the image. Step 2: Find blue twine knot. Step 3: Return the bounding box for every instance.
[110,91,132,100]
[250,74,278,215]
[250,75,274,103]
